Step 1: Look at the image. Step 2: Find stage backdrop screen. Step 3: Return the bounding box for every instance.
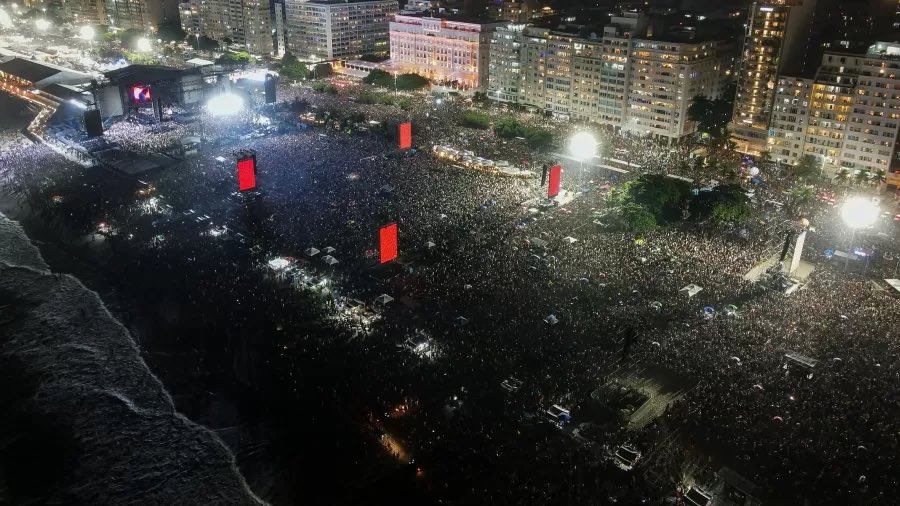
[237,157,256,191]
[548,164,561,197]
[130,85,152,104]
[379,223,398,264]
[399,122,412,150]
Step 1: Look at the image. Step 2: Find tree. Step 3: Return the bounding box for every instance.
[362,69,429,90]
[788,185,815,211]
[855,169,871,186]
[359,53,389,63]
[215,51,254,65]
[794,154,819,180]
[196,35,219,51]
[280,53,310,81]
[874,169,887,185]
[687,91,733,141]
[156,22,186,42]
[618,203,657,232]
[835,168,851,185]
[618,174,691,223]
[690,184,752,224]
[312,63,333,79]
[461,111,490,129]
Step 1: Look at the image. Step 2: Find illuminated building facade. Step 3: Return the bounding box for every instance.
[389,14,504,89]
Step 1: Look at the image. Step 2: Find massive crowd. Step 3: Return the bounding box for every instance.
[1,80,899,505]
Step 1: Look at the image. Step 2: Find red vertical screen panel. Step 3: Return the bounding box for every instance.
[399,122,412,150]
[237,157,256,191]
[379,223,398,264]
[548,164,561,198]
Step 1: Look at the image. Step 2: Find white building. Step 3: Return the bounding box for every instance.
[623,39,723,140]
[389,14,505,89]
[285,0,398,61]
[488,16,725,139]
[197,0,273,55]
[768,76,813,165]
[767,42,900,174]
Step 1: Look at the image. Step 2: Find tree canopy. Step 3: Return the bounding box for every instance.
[362,69,429,90]
[690,184,752,224]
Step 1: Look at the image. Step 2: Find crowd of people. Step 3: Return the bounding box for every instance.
[1,78,899,505]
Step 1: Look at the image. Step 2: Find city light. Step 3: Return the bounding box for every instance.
[135,37,152,53]
[569,132,597,162]
[206,93,244,116]
[841,197,879,229]
[35,18,50,31]
[79,26,95,40]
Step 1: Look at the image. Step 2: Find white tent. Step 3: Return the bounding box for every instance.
[679,284,703,297]
[454,316,469,326]
[375,294,394,305]
[323,246,336,254]
[322,255,339,265]
[544,314,559,325]
[305,247,320,257]
[563,236,578,244]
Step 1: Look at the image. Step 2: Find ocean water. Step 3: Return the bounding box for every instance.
[0,212,266,505]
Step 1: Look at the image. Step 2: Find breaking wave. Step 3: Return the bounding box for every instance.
[0,212,266,505]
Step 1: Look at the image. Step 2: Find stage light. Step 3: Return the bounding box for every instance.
[35,18,50,31]
[841,197,878,229]
[135,37,152,53]
[79,25,95,40]
[206,93,244,116]
[569,132,597,162]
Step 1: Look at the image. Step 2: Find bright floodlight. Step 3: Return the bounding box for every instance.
[79,25,95,40]
[135,37,152,52]
[841,197,879,229]
[206,93,244,116]
[0,9,12,29]
[35,18,50,31]
[569,132,597,161]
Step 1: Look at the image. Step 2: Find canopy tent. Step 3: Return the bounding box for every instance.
[304,247,320,257]
[563,236,578,244]
[323,246,336,254]
[322,255,339,265]
[454,316,469,327]
[544,314,559,325]
[679,284,703,297]
[375,294,394,305]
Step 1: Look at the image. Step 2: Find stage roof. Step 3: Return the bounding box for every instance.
[104,65,197,85]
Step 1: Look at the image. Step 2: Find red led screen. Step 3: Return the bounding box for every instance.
[399,122,412,150]
[130,86,152,103]
[237,157,256,191]
[379,223,398,264]
[548,164,561,198]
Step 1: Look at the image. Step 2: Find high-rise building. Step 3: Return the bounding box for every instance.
[60,0,107,26]
[623,39,723,139]
[488,15,726,140]
[285,0,398,60]
[389,14,504,89]
[767,42,900,174]
[106,0,179,30]
[197,0,273,55]
[486,0,537,23]
[729,0,814,155]
[768,76,813,165]
[179,0,201,37]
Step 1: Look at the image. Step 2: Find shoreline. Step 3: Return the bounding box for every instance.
[0,210,267,504]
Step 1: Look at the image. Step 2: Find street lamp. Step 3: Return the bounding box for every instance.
[79,25,95,40]
[569,131,598,187]
[840,197,879,271]
[135,37,152,53]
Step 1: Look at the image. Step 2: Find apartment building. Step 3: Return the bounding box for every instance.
[196,0,273,55]
[389,14,504,89]
[767,42,900,174]
[623,39,722,139]
[488,15,725,139]
[286,0,398,60]
[768,77,813,165]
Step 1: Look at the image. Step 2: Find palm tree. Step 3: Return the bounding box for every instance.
[855,169,871,186]
[789,185,815,211]
[835,168,851,186]
[874,169,887,185]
